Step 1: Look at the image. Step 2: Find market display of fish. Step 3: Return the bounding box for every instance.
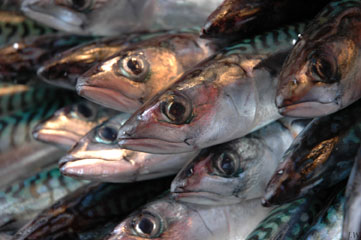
[0,0,359,239]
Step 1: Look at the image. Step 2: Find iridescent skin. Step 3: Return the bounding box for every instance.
[76,32,222,112]
[202,0,329,39]
[105,195,271,240]
[33,101,118,148]
[0,90,78,188]
[13,177,172,240]
[0,34,94,84]
[0,167,88,230]
[0,10,55,46]
[60,113,198,182]
[21,0,222,36]
[116,23,305,154]
[305,190,344,240]
[171,119,307,205]
[276,0,361,117]
[343,147,361,239]
[263,100,361,206]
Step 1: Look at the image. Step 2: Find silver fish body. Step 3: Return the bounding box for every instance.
[116,23,305,154]
[104,195,271,240]
[33,101,118,148]
[76,32,223,112]
[60,112,198,182]
[171,119,307,205]
[21,0,222,36]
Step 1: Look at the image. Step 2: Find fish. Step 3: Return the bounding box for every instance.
[33,101,118,148]
[171,119,307,205]
[342,147,361,239]
[0,91,78,188]
[304,189,344,240]
[0,10,55,46]
[115,23,305,154]
[76,31,225,112]
[276,0,361,118]
[13,177,172,240]
[0,34,94,84]
[104,194,271,240]
[202,0,329,39]
[60,112,199,182]
[0,167,88,231]
[246,188,339,240]
[263,100,361,207]
[21,0,222,36]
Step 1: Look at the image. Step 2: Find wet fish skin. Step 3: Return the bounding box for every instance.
[343,147,361,239]
[13,177,173,240]
[21,0,222,36]
[304,189,344,240]
[171,119,307,205]
[76,32,223,112]
[104,195,271,240]
[0,10,55,46]
[276,0,361,118]
[60,113,199,182]
[0,34,94,84]
[202,0,329,39]
[116,23,305,154]
[33,101,118,148]
[0,167,88,231]
[263,100,361,206]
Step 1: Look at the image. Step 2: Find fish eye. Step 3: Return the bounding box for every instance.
[96,125,118,144]
[161,93,192,125]
[75,102,94,119]
[131,211,162,238]
[67,0,94,11]
[213,151,240,177]
[309,52,338,83]
[118,54,149,82]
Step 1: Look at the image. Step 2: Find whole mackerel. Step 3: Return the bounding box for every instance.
[116,23,305,154]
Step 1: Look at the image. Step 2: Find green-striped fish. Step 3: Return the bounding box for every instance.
[14,177,173,239]
[0,10,55,46]
[0,167,88,231]
[116,23,306,154]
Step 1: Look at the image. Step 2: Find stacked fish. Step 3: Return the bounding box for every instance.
[0,0,359,239]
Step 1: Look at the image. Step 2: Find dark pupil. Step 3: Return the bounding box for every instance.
[99,126,117,142]
[313,58,332,79]
[127,58,142,75]
[221,154,235,175]
[168,101,185,121]
[77,103,92,118]
[138,217,154,235]
[72,0,86,8]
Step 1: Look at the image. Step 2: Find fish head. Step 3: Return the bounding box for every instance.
[172,137,273,205]
[117,56,248,154]
[33,101,111,147]
[201,0,262,38]
[263,133,340,206]
[276,8,361,117]
[105,197,214,240]
[76,46,183,112]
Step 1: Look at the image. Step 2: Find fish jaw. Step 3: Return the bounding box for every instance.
[21,0,87,34]
[33,127,81,148]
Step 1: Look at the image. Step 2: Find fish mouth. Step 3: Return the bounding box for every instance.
[33,128,81,148]
[21,2,86,34]
[118,138,195,154]
[278,101,338,118]
[172,191,238,205]
[37,66,77,90]
[76,84,138,112]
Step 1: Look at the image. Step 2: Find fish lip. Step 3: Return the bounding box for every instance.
[33,128,81,147]
[118,138,195,154]
[21,2,86,34]
[171,191,233,205]
[278,100,338,118]
[76,84,138,112]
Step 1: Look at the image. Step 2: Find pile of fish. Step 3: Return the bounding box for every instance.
[0,0,360,239]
